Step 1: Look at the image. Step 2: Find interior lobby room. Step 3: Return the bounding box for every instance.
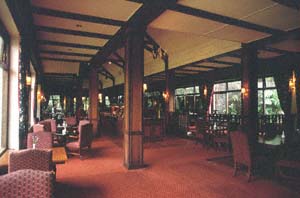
[0,0,300,197]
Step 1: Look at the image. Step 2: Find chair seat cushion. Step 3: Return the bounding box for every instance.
[66,141,80,151]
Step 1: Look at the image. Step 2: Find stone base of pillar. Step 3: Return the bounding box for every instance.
[123,131,144,169]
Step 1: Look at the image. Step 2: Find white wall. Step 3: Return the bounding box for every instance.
[8,37,20,150]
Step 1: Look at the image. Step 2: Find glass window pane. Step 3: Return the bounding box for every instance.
[0,36,3,62]
[175,96,185,113]
[264,89,283,115]
[195,86,199,93]
[214,83,226,92]
[258,90,264,115]
[228,81,241,91]
[186,95,194,114]
[228,92,241,115]
[185,87,194,94]
[214,93,226,114]
[258,78,263,89]
[175,88,185,95]
[265,77,276,88]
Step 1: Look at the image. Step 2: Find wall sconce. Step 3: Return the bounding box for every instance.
[143,83,148,92]
[203,85,207,97]
[98,93,102,103]
[73,97,77,103]
[289,70,296,92]
[163,91,169,101]
[26,75,32,86]
[241,87,248,96]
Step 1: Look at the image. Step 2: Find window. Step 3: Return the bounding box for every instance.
[175,86,200,114]
[257,77,283,115]
[212,81,241,114]
[0,32,9,153]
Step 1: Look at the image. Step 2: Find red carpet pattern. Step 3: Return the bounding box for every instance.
[56,137,300,198]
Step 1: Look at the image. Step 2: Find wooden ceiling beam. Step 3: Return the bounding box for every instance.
[41,57,87,63]
[37,40,102,50]
[31,6,125,26]
[39,50,94,57]
[36,25,113,40]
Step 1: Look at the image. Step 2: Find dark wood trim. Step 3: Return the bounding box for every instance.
[39,50,94,57]
[113,52,125,64]
[32,6,125,26]
[169,4,284,35]
[98,66,114,81]
[37,40,103,50]
[187,64,216,70]
[36,26,113,40]
[41,57,87,63]
[207,59,236,65]
[106,59,124,69]
[176,68,201,73]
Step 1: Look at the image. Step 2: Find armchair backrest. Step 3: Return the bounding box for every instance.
[27,131,53,149]
[33,124,45,133]
[0,169,54,198]
[44,119,57,133]
[78,120,90,133]
[39,120,52,132]
[230,130,252,166]
[9,149,53,173]
[65,116,77,126]
[79,123,93,148]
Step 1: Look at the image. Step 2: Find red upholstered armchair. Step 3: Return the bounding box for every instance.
[39,120,52,132]
[8,149,53,173]
[45,119,57,133]
[0,169,54,198]
[33,123,45,133]
[66,123,93,158]
[27,131,53,149]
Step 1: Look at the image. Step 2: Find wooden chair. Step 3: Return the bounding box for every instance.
[39,120,52,132]
[195,119,209,148]
[66,123,93,159]
[230,130,264,182]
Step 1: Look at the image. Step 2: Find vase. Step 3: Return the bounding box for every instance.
[33,143,36,149]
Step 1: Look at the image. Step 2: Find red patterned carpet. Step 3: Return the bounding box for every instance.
[56,137,300,198]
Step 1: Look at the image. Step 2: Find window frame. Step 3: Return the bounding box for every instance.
[0,21,10,155]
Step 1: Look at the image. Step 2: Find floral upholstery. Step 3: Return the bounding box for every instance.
[33,124,45,133]
[66,123,93,157]
[27,132,53,149]
[9,149,53,173]
[39,120,52,132]
[0,169,54,198]
[65,116,77,126]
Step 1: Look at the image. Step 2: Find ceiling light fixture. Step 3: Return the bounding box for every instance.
[108,61,112,65]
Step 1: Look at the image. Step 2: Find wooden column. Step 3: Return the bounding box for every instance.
[123,26,144,169]
[165,56,175,135]
[241,44,258,142]
[89,66,99,136]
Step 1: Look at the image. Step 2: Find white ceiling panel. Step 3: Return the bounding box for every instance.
[31,0,142,22]
[39,44,98,54]
[178,0,275,20]
[244,4,300,31]
[37,31,107,46]
[149,10,224,35]
[33,14,120,35]
[42,60,80,74]
[147,28,241,69]
[40,53,90,61]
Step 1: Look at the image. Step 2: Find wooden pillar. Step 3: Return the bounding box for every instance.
[241,44,258,142]
[19,37,30,149]
[123,26,144,169]
[165,56,175,135]
[89,66,99,136]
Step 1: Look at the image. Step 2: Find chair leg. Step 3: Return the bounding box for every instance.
[79,148,83,160]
